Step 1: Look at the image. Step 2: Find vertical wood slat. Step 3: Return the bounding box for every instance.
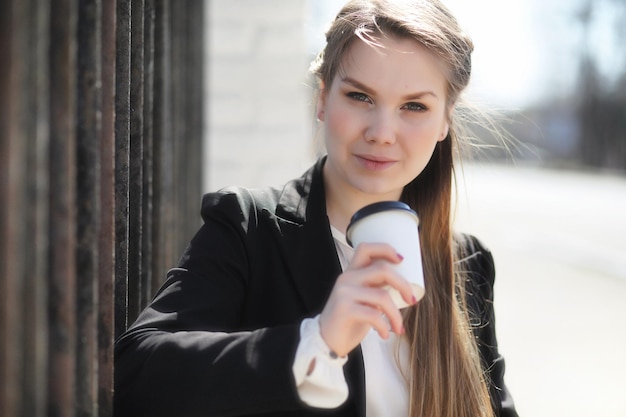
[174,2,191,249]
[99,0,116,413]
[75,0,102,415]
[1,0,26,415]
[23,0,50,416]
[187,1,205,239]
[142,0,155,308]
[48,0,78,415]
[188,2,204,236]
[2,0,51,415]
[128,0,145,324]
[168,1,183,259]
[152,0,172,292]
[0,0,11,407]
[114,0,131,339]
[169,0,205,253]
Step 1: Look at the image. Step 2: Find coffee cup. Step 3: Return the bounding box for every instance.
[346,201,425,309]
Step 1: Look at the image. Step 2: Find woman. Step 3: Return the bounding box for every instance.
[114,1,518,416]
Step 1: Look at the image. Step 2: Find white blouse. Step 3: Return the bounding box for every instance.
[292,226,410,417]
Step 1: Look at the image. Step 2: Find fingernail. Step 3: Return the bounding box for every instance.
[411,295,417,304]
[400,325,406,335]
[397,253,404,261]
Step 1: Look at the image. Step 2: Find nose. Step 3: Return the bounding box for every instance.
[364,109,396,144]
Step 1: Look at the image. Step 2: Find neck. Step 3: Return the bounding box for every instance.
[324,195,362,235]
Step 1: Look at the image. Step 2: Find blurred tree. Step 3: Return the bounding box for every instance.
[576,0,626,171]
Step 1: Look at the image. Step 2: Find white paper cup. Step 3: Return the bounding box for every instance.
[346,201,425,309]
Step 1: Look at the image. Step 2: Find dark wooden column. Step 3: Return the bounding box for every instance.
[0,1,205,415]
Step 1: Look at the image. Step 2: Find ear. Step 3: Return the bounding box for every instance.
[438,121,449,142]
[439,104,454,141]
[316,82,327,122]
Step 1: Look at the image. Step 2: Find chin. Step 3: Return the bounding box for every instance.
[353,181,402,199]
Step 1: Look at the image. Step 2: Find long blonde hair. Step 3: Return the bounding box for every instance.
[311,1,493,416]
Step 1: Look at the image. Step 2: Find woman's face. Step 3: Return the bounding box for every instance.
[318,36,450,202]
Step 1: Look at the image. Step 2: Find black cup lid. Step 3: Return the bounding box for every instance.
[345,201,417,247]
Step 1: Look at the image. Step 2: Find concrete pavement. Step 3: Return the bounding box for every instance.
[455,163,626,417]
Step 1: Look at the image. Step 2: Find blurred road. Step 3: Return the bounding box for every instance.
[455,164,626,417]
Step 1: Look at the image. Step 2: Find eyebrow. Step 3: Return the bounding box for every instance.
[341,76,439,100]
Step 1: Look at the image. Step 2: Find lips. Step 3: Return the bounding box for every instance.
[354,154,398,171]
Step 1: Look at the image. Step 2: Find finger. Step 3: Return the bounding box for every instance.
[373,261,417,308]
[349,242,403,270]
[352,304,394,339]
[319,296,390,356]
[348,286,405,336]
[351,261,416,308]
[376,298,405,335]
[320,284,404,355]
[371,292,405,336]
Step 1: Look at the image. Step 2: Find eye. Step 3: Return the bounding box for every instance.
[346,92,371,103]
[402,102,427,112]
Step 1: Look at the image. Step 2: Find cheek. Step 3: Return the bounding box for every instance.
[324,105,356,143]
[417,112,448,141]
[402,121,444,160]
[403,118,442,143]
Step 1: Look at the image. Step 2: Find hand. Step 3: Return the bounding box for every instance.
[318,242,417,357]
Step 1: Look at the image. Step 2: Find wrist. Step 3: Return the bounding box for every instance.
[318,316,348,359]
[316,315,350,359]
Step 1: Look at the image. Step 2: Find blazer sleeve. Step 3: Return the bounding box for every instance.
[114,190,304,417]
[460,235,519,417]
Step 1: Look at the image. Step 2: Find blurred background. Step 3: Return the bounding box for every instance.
[206,1,626,416]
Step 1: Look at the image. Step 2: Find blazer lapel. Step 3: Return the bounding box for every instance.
[273,158,366,417]
[275,217,341,314]
[273,157,341,314]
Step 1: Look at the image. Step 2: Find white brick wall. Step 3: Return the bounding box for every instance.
[205,0,318,192]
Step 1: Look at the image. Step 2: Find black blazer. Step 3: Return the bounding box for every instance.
[114,158,518,417]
